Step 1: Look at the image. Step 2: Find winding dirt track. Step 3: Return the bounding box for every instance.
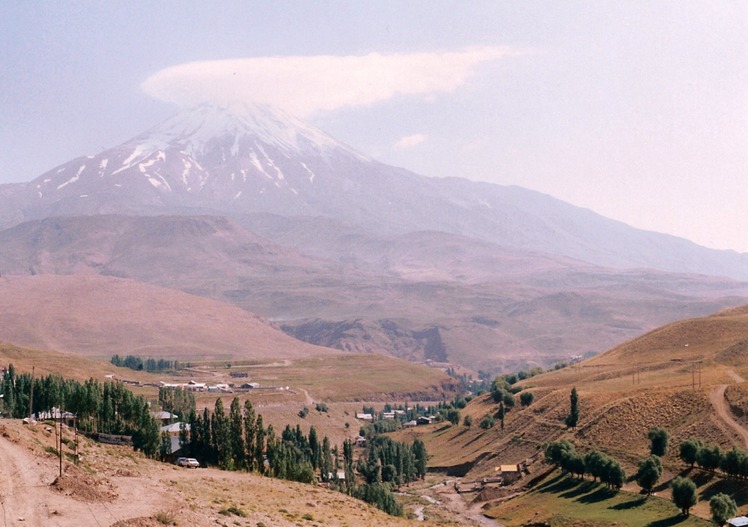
[0,428,172,527]
[709,370,748,449]
[0,431,48,525]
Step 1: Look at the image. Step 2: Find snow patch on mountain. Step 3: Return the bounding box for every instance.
[58,165,86,190]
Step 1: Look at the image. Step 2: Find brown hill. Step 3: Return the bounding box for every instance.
[0,274,337,360]
[400,305,748,484]
[2,214,748,372]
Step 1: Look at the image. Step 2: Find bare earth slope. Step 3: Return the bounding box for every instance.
[0,274,337,360]
[0,420,431,527]
[2,215,748,371]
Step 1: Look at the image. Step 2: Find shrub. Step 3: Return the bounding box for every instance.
[519,391,535,407]
[154,511,177,525]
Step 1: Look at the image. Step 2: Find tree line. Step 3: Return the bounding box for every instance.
[2,365,427,517]
[544,439,626,489]
[110,354,184,373]
[546,425,742,523]
[678,436,748,479]
[177,396,427,516]
[1,364,161,456]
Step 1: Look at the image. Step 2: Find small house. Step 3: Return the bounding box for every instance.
[499,464,522,485]
[35,407,76,427]
[382,412,395,420]
[403,420,418,428]
[727,518,748,527]
[355,436,367,447]
[160,422,189,460]
[356,413,373,421]
[416,416,433,425]
[151,410,176,425]
[160,422,190,436]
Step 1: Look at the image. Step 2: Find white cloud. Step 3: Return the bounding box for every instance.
[141,47,516,117]
[394,133,427,150]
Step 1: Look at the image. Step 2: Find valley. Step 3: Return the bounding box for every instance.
[1,103,748,526]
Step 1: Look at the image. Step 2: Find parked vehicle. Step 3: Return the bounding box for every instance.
[176,457,200,468]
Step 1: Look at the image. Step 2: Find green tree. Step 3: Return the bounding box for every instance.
[720,447,747,479]
[519,391,535,407]
[565,387,579,429]
[601,457,626,489]
[321,436,334,482]
[648,427,669,457]
[463,415,473,427]
[584,450,608,482]
[243,399,256,471]
[544,440,575,468]
[671,476,697,516]
[228,397,245,470]
[697,444,722,473]
[679,437,702,468]
[709,493,737,526]
[444,408,460,425]
[563,452,586,479]
[412,439,427,479]
[635,455,662,495]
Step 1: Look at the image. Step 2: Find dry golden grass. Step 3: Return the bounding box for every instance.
[403,306,748,486]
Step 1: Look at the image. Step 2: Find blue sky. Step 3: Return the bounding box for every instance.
[1,2,747,252]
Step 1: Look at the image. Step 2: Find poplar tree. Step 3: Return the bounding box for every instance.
[228,397,245,470]
[243,399,256,471]
[565,387,579,428]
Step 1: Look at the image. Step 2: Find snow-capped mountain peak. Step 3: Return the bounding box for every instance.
[135,102,368,162]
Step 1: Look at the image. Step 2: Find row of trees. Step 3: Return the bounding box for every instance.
[544,440,626,489]
[1,364,161,456]
[110,354,185,372]
[158,386,195,420]
[679,436,748,479]
[636,428,743,520]
[545,436,738,522]
[176,396,426,516]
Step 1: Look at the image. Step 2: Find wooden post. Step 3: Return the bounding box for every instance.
[28,366,35,420]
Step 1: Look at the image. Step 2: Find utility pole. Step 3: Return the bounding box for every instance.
[28,366,35,421]
[59,414,63,478]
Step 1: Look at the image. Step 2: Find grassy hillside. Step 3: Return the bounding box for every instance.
[392,305,748,523]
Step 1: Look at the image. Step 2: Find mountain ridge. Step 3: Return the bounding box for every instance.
[1,103,747,280]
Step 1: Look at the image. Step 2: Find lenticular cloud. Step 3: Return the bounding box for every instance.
[141,47,515,117]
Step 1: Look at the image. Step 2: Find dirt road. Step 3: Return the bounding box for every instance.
[0,425,173,527]
[709,370,748,449]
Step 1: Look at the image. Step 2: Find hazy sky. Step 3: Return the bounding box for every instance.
[2,2,746,252]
